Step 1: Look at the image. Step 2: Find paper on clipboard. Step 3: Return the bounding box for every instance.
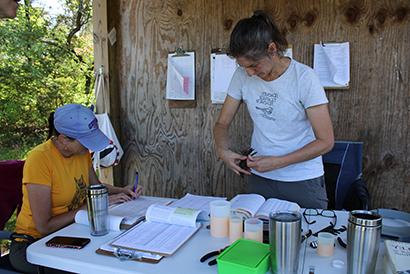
[210,53,237,104]
[313,42,350,88]
[284,45,293,59]
[166,51,195,100]
[110,204,202,256]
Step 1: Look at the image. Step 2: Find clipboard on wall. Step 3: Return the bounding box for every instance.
[284,44,293,59]
[210,48,237,104]
[166,48,196,108]
[313,41,350,90]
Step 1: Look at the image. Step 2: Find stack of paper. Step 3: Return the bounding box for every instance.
[210,53,237,104]
[166,52,195,100]
[313,42,350,89]
[384,240,410,274]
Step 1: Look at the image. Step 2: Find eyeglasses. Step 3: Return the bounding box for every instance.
[303,208,337,226]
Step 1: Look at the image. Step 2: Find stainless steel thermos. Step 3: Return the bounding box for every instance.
[269,211,302,274]
[347,210,382,274]
[86,184,109,236]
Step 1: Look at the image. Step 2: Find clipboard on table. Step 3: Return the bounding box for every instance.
[313,41,350,90]
[166,48,196,108]
[95,229,163,264]
[96,243,163,264]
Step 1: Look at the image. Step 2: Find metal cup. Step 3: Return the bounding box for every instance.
[347,210,382,274]
[269,211,301,274]
[86,184,109,236]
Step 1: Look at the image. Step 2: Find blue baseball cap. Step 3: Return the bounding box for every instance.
[54,104,110,152]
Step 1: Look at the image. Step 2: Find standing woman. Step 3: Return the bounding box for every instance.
[213,11,334,209]
[10,104,141,273]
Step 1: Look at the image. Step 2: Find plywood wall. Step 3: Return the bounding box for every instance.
[107,0,410,211]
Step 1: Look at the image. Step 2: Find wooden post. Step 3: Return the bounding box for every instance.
[92,0,113,185]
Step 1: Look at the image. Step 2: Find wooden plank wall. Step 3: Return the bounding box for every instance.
[107,0,410,211]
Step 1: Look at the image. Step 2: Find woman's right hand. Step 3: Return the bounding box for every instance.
[108,193,134,205]
[219,149,251,176]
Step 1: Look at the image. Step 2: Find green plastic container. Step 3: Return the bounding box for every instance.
[217,239,270,274]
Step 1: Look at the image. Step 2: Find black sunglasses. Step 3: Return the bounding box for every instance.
[303,208,337,226]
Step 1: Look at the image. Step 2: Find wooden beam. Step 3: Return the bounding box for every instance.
[92,0,113,185]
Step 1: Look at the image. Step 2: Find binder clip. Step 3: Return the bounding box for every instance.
[172,47,190,57]
[113,247,143,261]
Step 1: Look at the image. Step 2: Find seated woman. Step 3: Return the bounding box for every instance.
[10,103,142,274]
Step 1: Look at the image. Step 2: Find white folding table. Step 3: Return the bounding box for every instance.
[27,210,385,274]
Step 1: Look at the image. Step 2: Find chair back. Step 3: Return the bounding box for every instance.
[323,141,365,210]
[0,160,24,230]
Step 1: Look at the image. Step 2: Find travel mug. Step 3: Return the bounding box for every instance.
[347,210,382,274]
[269,211,301,274]
[86,184,109,236]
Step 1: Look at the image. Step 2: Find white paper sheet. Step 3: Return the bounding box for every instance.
[74,209,124,232]
[169,193,226,221]
[109,196,173,225]
[313,42,350,88]
[145,204,200,228]
[284,46,293,59]
[210,53,237,104]
[111,221,200,256]
[74,196,173,231]
[166,51,195,100]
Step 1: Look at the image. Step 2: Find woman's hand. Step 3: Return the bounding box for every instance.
[124,184,143,198]
[108,185,142,205]
[246,155,285,172]
[220,149,251,176]
[108,193,133,205]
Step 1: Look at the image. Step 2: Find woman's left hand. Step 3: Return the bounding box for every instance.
[246,155,285,172]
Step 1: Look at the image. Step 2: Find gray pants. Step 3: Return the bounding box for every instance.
[9,240,73,274]
[247,174,328,209]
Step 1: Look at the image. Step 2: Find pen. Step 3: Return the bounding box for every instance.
[133,171,139,193]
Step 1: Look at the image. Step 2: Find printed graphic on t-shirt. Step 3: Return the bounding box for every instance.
[255,91,278,121]
[68,175,87,211]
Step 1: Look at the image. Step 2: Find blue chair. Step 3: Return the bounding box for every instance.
[322,141,369,210]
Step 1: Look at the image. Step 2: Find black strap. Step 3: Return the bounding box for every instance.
[10,232,36,244]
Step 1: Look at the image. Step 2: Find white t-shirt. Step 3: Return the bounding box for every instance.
[227,58,328,182]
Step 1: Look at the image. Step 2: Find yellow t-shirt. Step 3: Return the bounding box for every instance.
[15,139,91,238]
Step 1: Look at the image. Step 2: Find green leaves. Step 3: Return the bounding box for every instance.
[0,1,93,155]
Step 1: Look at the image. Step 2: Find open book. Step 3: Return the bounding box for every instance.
[384,240,410,274]
[169,193,226,221]
[110,204,202,256]
[230,194,301,221]
[75,196,173,231]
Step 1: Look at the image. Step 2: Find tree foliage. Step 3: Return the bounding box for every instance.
[0,0,94,156]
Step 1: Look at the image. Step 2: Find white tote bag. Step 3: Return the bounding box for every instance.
[92,67,124,174]
[94,113,124,166]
